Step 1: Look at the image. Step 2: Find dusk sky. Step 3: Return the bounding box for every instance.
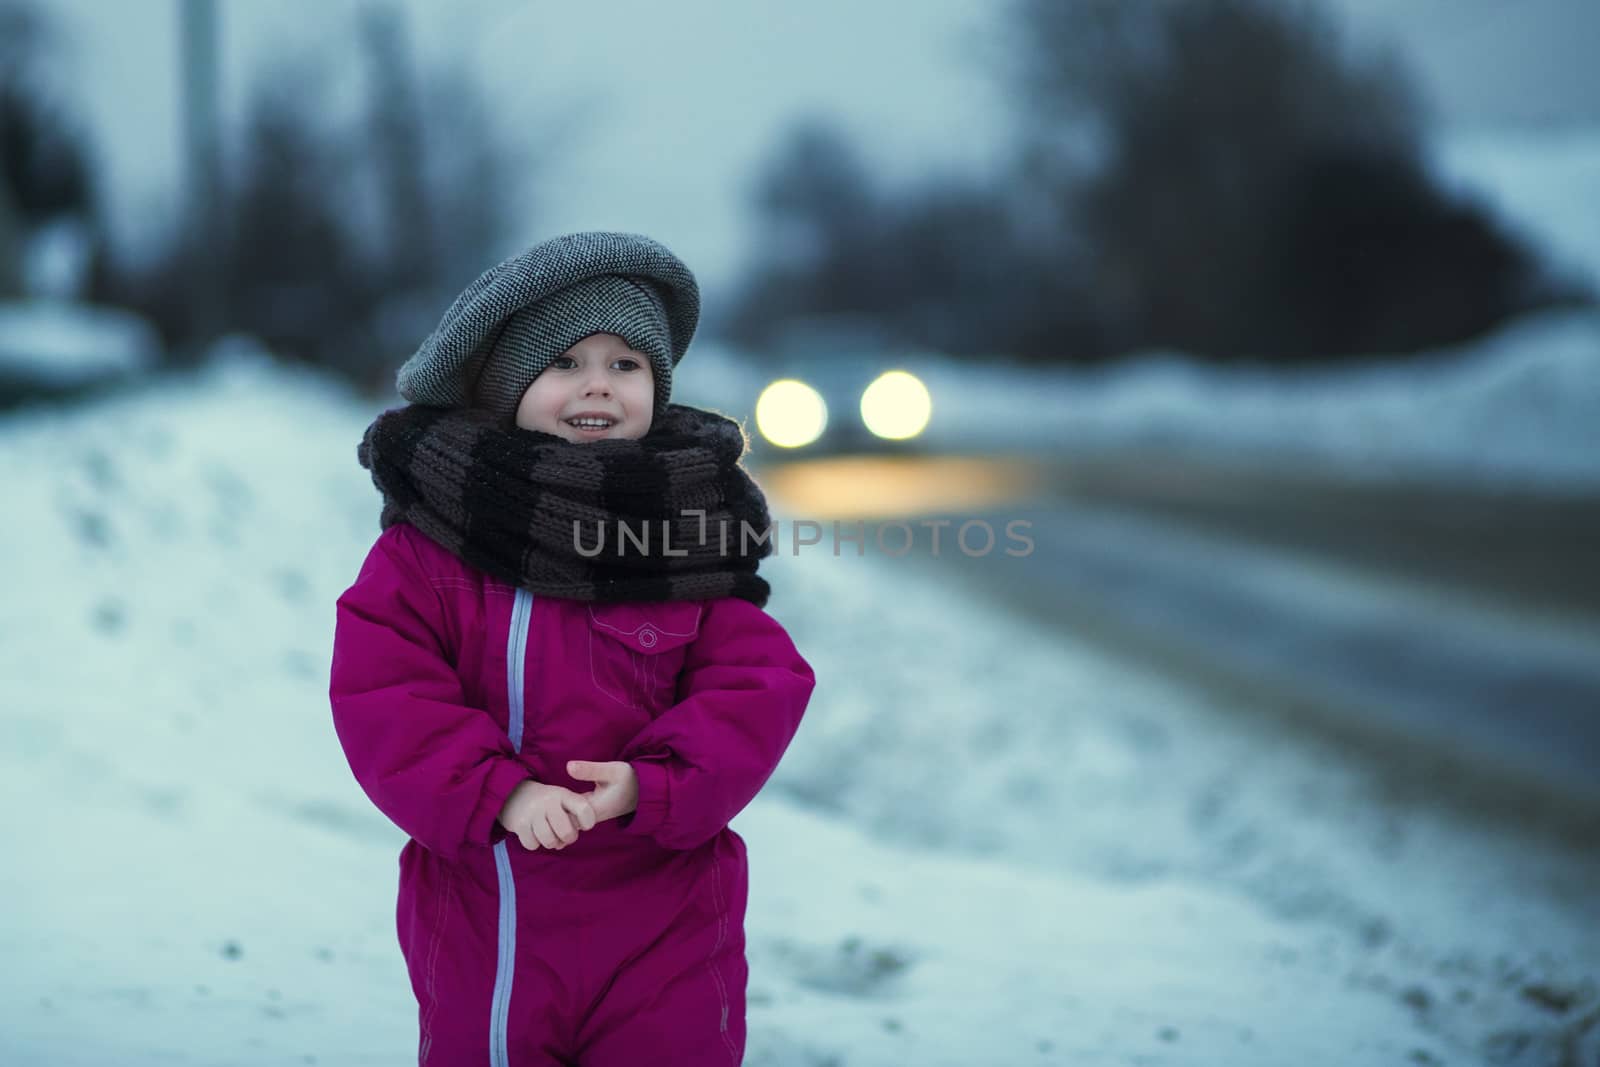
[36,0,1600,303]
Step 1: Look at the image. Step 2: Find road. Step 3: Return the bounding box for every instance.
[763,449,1600,821]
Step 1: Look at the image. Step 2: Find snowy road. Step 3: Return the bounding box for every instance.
[929,460,1600,811]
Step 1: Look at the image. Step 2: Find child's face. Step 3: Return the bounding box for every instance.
[513,332,656,442]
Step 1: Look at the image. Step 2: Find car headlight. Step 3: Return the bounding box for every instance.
[756,379,828,448]
[860,370,931,440]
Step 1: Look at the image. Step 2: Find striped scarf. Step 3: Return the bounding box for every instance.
[357,404,773,606]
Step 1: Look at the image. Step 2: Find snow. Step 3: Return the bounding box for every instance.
[907,307,1600,491]
[0,299,160,387]
[2,349,1597,1065]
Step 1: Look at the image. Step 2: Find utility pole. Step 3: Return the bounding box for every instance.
[180,0,224,355]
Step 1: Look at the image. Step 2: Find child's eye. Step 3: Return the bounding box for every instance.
[613,358,642,371]
[550,355,577,370]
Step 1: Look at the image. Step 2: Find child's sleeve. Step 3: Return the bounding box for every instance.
[329,524,534,862]
[614,597,815,851]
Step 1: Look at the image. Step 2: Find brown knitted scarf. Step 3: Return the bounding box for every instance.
[357,404,774,606]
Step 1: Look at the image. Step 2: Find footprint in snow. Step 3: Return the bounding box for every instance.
[768,934,916,998]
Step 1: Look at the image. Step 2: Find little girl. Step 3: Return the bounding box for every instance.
[329,232,815,1066]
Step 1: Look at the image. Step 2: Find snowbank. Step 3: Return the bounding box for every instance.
[0,299,159,390]
[909,307,1600,491]
[0,354,1595,1064]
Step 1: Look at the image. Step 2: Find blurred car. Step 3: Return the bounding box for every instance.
[744,314,936,459]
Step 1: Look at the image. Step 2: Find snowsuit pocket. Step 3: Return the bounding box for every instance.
[587,602,702,712]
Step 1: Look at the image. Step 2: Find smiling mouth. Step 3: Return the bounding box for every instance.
[566,417,617,431]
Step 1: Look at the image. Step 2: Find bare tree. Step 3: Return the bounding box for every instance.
[360,5,433,295]
[227,59,373,370]
[0,1,97,298]
[1006,0,1556,360]
[107,6,533,385]
[726,117,891,346]
[726,115,1097,363]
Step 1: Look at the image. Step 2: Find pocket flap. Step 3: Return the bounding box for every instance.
[587,602,703,654]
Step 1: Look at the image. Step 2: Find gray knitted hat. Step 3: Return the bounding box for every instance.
[396,231,700,421]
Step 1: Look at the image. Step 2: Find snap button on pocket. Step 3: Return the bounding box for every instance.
[587,603,703,711]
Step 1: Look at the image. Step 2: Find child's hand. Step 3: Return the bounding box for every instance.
[566,760,639,824]
[497,780,597,851]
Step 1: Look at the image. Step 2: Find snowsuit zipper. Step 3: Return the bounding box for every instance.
[490,588,534,1066]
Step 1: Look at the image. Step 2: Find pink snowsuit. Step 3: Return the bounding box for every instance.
[328,522,815,1065]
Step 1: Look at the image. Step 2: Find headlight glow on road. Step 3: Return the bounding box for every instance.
[859,370,932,440]
[755,379,828,448]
